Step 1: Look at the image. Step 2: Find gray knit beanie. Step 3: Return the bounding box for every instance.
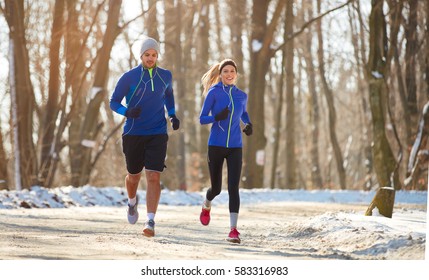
[140,37,160,57]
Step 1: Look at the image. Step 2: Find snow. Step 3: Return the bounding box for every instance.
[0,186,427,279]
[252,39,263,52]
[1,185,426,209]
[371,70,384,79]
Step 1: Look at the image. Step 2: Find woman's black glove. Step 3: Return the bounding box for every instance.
[243,123,253,136]
[214,107,229,121]
[125,107,142,118]
[169,115,180,130]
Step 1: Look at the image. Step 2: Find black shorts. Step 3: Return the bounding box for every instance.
[122,134,168,174]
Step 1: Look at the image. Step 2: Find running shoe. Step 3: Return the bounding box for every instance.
[200,205,211,226]
[227,228,241,244]
[127,196,139,224]
[143,219,155,237]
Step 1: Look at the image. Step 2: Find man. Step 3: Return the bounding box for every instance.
[110,37,180,237]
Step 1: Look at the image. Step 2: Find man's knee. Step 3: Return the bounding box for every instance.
[146,171,160,185]
[126,173,141,185]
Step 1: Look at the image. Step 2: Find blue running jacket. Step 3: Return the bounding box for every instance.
[110,65,176,135]
[199,82,251,148]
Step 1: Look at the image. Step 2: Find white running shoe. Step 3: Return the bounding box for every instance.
[143,219,155,237]
[127,196,139,224]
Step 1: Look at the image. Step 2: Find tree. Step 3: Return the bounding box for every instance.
[245,0,285,188]
[39,0,65,187]
[4,0,38,189]
[284,0,296,189]
[0,119,7,190]
[365,0,401,218]
[164,0,188,190]
[76,0,123,186]
[303,3,323,189]
[316,0,346,189]
[196,0,211,189]
[348,0,373,189]
[405,101,429,189]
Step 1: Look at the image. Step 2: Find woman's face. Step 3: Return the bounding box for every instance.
[141,49,158,68]
[220,65,237,86]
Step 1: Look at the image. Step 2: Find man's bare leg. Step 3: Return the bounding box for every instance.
[143,170,161,237]
[126,172,141,200]
[145,170,161,214]
[125,173,141,224]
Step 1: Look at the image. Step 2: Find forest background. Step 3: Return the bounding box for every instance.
[0,0,428,199]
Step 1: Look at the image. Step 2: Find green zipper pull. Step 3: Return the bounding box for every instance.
[226,86,234,148]
[148,68,154,91]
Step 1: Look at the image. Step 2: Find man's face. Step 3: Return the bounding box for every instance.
[141,49,158,68]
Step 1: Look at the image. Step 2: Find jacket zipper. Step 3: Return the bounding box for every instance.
[226,86,234,148]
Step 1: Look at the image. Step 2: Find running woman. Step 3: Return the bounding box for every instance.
[199,59,252,244]
[110,37,180,237]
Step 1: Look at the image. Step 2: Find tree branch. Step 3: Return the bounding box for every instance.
[262,0,286,55]
[118,0,158,33]
[274,0,355,53]
[90,119,125,169]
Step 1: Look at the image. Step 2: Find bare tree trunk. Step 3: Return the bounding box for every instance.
[67,0,89,187]
[145,0,159,39]
[245,0,285,188]
[348,1,373,189]
[78,0,122,186]
[213,0,223,54]
[39,0,65,187]
[405,101,429,189]
[365,0,400,218]
[405,0,419,139]
[304,11,323,189]
[229,0,246,90]
[5,0,38,189]
[197,0,211,189]
[316,0,346,189]
[182,0,197,190]
[0,120,7,189]
[285,0,296,189]
[164,0,187,190]
[426,0,429,101]
[269,51,284,189]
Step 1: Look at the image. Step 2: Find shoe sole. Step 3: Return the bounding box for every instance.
[143,228,155,237]
[227,237,241,244]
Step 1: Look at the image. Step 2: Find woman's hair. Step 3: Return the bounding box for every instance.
[201,59,237,96]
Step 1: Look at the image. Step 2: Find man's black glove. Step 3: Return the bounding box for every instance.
[125,107,142,118]
[169,115,180,130]
[243,123,253,136]
[214,107,229,121]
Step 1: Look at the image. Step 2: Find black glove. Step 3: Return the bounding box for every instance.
[125,107,141,118]
[214,107,229,121]
[169,114,180,130]
[243,123,253,136]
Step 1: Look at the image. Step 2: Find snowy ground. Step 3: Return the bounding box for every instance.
[0,186,428,279]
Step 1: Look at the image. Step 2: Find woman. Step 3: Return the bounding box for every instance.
[199,59,252,244]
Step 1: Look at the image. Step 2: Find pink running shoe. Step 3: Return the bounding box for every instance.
[227,228,241,244]
[200,206,211,226]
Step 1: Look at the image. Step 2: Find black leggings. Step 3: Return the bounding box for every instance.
[206,146,242,213]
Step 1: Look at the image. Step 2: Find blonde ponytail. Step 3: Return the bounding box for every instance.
[201,63,221,96]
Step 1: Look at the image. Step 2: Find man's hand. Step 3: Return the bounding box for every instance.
[125,107,142,118]
[170,115,180,130]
